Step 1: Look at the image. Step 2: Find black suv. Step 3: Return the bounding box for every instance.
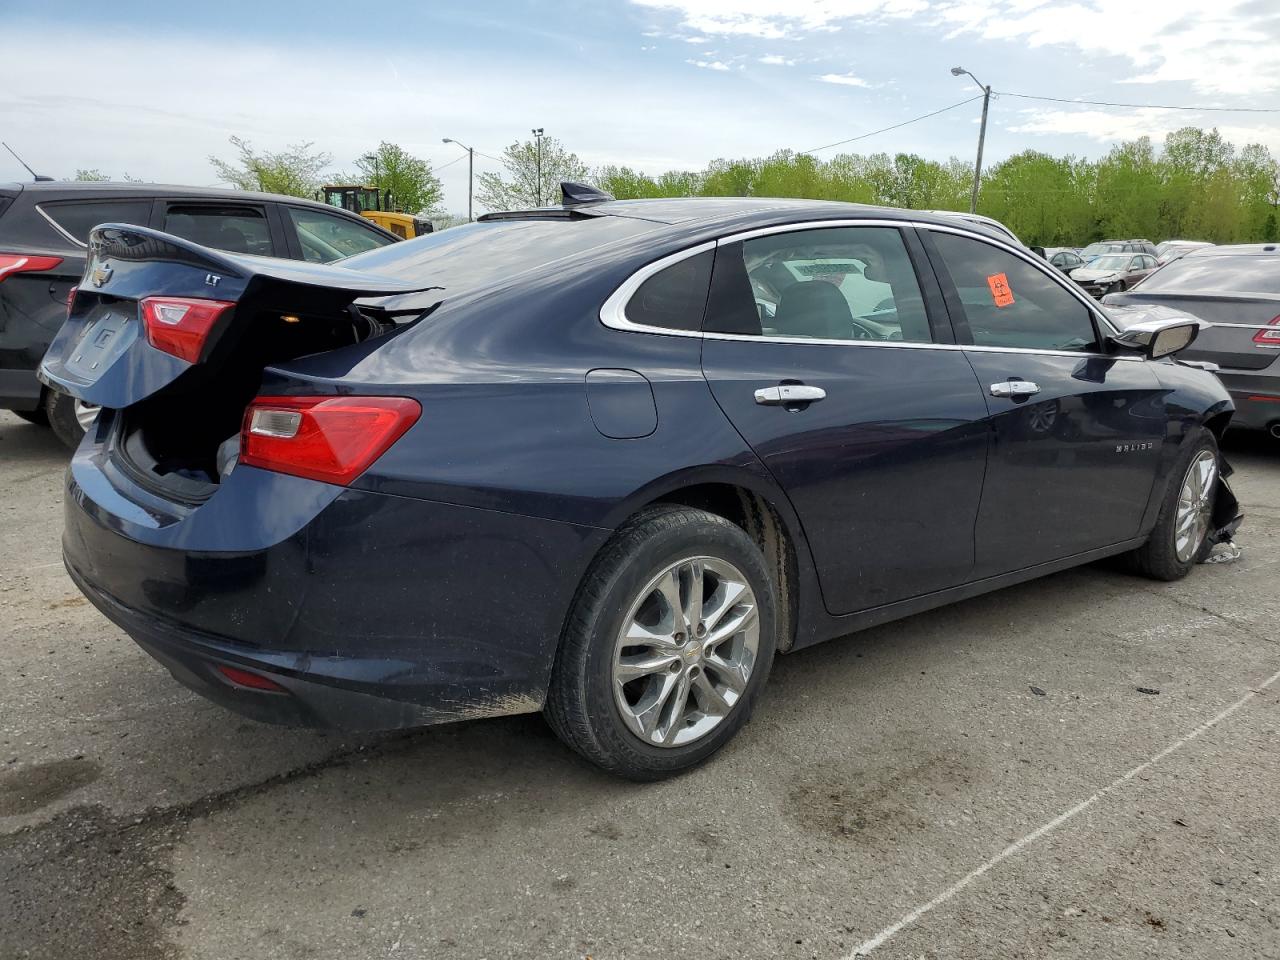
[0,181,400,446]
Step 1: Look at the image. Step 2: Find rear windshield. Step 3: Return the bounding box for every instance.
[341,216,659,297]
[1141,255,1280,295]
[39,199,153,243]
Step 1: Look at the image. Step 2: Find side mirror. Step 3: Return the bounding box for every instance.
[1108,317,1202,360]
[1030,245,1046,258]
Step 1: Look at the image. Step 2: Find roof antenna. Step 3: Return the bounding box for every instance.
[560,181,614,206]
[2,143,55,182]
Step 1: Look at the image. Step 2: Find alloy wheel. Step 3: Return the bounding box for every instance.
[1174,449,1216,563]
[611,556,759,748]
[74,400,100,432]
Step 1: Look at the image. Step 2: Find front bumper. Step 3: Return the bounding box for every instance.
[63,424,608,731]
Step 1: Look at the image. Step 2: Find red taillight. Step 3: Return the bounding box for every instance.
[140,296,235,363]
[66,284,79,314]
[217,664,287,692]
[1253,316,1280,346]
[240,395,421,486]
[0,253,64,282]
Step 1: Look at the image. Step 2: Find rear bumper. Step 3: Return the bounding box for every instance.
[1215,369,1280,431]
[63,425,608,731]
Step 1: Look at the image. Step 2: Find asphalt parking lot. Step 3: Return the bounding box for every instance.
[2,409,1277,960]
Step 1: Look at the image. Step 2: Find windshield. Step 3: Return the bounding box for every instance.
[1139,254,1280,295]
[1090,256,1131,271]
[1080,243,1120,259]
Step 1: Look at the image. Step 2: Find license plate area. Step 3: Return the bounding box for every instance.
[65,303,137,383]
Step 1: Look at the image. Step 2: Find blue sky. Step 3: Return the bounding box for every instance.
[3,0,1278,214]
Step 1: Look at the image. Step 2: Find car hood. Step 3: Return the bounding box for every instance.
[1101,301,1206,331]
[1071,267,1120,282]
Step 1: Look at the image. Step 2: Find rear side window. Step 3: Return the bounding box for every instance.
[931,232,1098,352]
[39,199,152,243]
[1141,255,1280,295]
[163,205,274,256]
[624,249,713,331]
[705,226,932,342]
[287,207,394,263]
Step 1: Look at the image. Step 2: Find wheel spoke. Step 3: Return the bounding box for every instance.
[705,652,748,694]
[661,672,692,745]
[633,671,679,739]
[706,601,757,648]
[624,620,679,651]
[692,671,732,716]
[616,651,680,682]
[657,568,689,635]
[702,579,748,633]
[684,560,704,633]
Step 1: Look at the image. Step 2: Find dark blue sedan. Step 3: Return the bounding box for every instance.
[40,189,1241,779]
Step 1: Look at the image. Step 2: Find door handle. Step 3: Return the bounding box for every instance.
[754,384,827,406]
[989,379,1041,399]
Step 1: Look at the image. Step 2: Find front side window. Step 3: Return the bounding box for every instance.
[163,205,274,256]
[704,226,932,342]
[931,231,1099,352]
[41,199,153,243]
[287,207,395,263]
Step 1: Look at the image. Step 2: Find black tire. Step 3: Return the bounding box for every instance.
[12,406,49,426]
[544,506,777,780]
[1125,428,1219,581]
[45,390,86,450]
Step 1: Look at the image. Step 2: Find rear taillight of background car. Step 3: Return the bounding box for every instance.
[1252,316,1280,347]
[240,396,421,486]
[0,254,63,282]
[140,296,235,363]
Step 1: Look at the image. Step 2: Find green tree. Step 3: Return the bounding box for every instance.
[352,142,442,215]
[209,136,331,198]
[74,169,109,181]
[476,137,589,211]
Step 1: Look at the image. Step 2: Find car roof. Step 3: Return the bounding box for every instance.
[5,179,350,212]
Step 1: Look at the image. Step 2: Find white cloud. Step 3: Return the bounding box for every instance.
[818,72,872,88]
[759,54,796,66]
[933,0,1280,96]
[631,0,930,39]
[687,58,733,71]
[1008,107,1280,154]
[681,35,711,43]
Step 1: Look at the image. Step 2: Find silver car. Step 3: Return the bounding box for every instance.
[1104,244,1280,437]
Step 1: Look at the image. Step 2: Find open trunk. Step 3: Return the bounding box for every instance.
[40,224,434,498]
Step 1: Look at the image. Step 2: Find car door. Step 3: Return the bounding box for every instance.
[921,227,1166,577]
[699,222,991,615]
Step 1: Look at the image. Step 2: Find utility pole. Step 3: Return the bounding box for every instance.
[442,138,475,222]
[951,67,991,215]
[532,127,545,206]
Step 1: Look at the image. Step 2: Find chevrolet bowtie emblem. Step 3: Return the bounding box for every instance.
[90,263,113,288]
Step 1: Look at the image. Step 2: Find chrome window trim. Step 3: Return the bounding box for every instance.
[35,205,87,249]
[598,216,1135,362]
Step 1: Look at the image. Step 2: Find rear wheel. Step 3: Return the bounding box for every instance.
[544,506,777,780]
[1126,429,1218,581]
[45,390,99,449]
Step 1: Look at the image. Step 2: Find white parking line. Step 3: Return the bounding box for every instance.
[846,665,1280,958]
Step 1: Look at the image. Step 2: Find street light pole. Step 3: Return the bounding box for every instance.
[442,138,474,222]
[532,127,545,206]
[951,67,990,215]
[363,152,382,210]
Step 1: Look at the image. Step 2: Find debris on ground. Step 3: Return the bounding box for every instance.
[1203,541,1243,564]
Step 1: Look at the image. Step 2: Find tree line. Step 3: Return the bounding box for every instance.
[74,126,1280,245]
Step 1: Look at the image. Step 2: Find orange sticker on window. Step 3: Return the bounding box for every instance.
[987,273,1015,308]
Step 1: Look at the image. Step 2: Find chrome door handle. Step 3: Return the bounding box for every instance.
[754,384,827,406]
[989,379,1041,399]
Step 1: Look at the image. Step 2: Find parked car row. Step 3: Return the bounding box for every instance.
[0,181,401,446]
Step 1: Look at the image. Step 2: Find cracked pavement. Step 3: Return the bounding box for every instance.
[2,410,1277,960]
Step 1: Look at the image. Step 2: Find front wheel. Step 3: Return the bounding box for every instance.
[1125,429,1219,581]
[544,506,777,780]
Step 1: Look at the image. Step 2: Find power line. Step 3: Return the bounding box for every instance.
[435,154,467,171]
[996,91,1280,114]
[801,95,984,155]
